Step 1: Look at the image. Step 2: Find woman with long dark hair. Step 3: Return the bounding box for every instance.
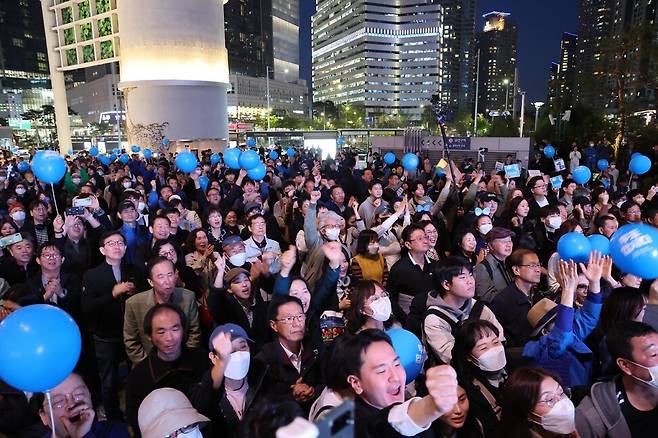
[498,367,577,438]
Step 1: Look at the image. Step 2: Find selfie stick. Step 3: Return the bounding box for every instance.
[46,391,56,438]
[430,97,462,208]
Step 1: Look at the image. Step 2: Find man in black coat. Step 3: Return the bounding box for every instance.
[81,230,145,421]
[189,323,269,437]
[124,303,209,435]
[255,295,324,413]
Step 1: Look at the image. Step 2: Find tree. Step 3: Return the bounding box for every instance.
[489,116,518,137]
[599,25,658,158]
[88,122,112,137]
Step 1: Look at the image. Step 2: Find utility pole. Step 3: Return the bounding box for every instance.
[519,91,526,137]
[266,66,271,131]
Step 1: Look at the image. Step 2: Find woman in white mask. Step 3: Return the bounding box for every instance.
[344,280,395,334]
[138,388,210,438]
[186,324,268,437]
[452,320,508,438]
[499,367,577,437]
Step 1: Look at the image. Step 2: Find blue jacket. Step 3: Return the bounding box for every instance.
[523,293,602,387]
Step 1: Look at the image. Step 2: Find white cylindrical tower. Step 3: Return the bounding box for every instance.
[117,0,230,150]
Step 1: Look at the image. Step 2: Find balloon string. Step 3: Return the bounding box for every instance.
[46,391,56,438]
[50,183,60,217]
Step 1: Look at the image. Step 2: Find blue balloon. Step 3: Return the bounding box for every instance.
[210,153,221,166]
[572,165,592,185]
[162,138,170,146]
[610,224,658,279]
[143,148,153,159]
[0,305,81,392]
[401,153,419,171]
[66,148,73,155]
[89,146,99,157]
[10,146,17,154]
[384,152,396,165]
[175,151,198,173]
[632,152,642,159]
[113,148,121,156]
[558,232,592,263]
[269,151,279,160]
[247,162,266,181]
[239,149,260,170]
[119,153,130,164]
[435,166,446,176]
[588,234,610,256]
[287,148,296,157]
[131,145,140,153]
[629,154,651,175]
[544,145,555,158]
[17,161,29,173]
[386,328,426,384]
[98,154,111,166]
[109,153,117,162]
[224,148,241,170]
[597,159,609,171]
[32,151,66,184]
[337,137,345,146]
[199,175,209,192]
[246,137,257,147]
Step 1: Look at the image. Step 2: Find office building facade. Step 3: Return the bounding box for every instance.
[311,0,443,122]
[475,11,517,114]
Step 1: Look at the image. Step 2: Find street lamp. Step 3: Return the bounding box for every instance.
[503,79,510,113]
[533,101,545,132]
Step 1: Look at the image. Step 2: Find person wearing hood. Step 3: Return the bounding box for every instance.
[423,256,505,365]
[188,324,269,437]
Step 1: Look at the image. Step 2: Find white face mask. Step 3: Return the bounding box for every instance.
[325,227,341,241]
[547,216,562,230]
[11,211,25,221]
[478,223,493,235]
[122,182,132,189]
[473,345,506,372]
[627,360,658,388]
[367,243,379,255]
[72,178,81,185]
[229,252,247,267]
[369,296,392,322]
[532,398,576,435]
[224,351,250,380]
[138,201,146,212]
[15,188,26,195]
[177,425,203,438]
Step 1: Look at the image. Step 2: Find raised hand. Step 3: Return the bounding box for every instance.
[322,241,343,268]
[579,251,605,284]
[425,365,459,417]
[279,245,297,276]
[310,190,322,204]
[557,259,578,293]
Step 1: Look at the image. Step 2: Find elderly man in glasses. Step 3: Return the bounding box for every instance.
[255,295,325,412]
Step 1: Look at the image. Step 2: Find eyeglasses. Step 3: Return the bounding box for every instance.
[165,424,199,438]
[104,240,126,248]
[276,314,306,325]
[536,388,567,408]
[408,235,429,242]
[577,284,589,289]
[368,290,390,303]
[251,221,266,227]
[49,391,87,410]
[519,263,542,269]
[160,250,177,257]
[40,252,61,260]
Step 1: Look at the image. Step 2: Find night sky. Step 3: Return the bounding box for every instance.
[298,0,580,104]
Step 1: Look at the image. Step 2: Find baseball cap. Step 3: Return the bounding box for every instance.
[221,235,243,249]
[477,192,499,203]
[224,267,249,284]
[138,388,210,438]
[208,323,253,351]
[244,201,261,214]
[485,227,516,243]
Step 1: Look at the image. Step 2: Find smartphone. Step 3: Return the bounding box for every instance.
[73,197,92,207]
[314,400,354,438]
[65,207,86,216]
[0,233,22,248]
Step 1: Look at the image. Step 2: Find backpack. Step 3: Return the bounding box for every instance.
[423,299,486,366]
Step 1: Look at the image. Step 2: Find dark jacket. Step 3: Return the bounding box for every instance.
[255,339,324,411]
[488,283,533,348]
[207,286,270,351]
[124,347,210,434]
[54,233,102,275]
[388,253,437,301]
[189,358,269,438]
[27,271,83,323]
[40,420,129,438]
[575,379,632,438]
[80,260,144,339]
[519,221,557,266]
[0,258,39,287]
[354,398,434,438]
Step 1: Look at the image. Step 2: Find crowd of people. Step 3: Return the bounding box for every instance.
[1,139,658,438]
